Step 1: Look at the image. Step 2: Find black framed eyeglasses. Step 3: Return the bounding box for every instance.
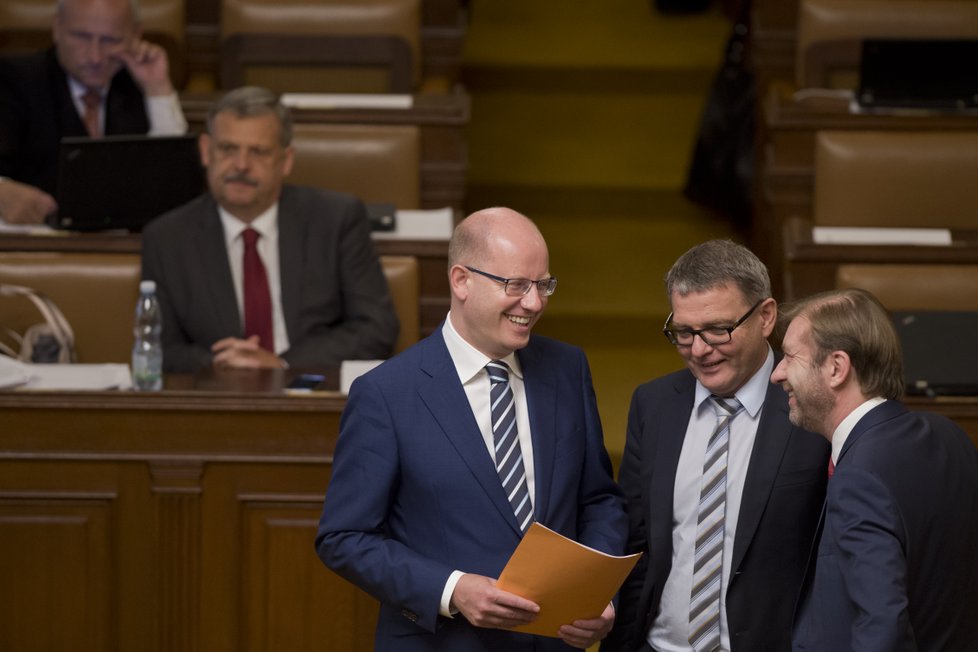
[465,266,558,297]
[663,299,765,347]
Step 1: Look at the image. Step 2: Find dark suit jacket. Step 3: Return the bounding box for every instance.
[603,363,829,652]
[792,400,978,652]
[141,185,399,372]
[315,329,628,651]
[0,48,149,196]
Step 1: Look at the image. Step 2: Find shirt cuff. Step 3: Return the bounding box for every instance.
[439,570,465,618]
[146,93,188,136]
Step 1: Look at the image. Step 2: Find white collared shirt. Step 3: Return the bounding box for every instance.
[830,396,887,465]
[67,76,187,136]
[649,348,775,652]
[437,312,537,617]
[219,205,290,355]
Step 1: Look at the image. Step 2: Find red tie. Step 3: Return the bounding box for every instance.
[81,89,101,137]
[828,458,836,479]
[242,228,273,350]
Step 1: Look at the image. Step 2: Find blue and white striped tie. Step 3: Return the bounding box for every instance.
[487,360,533,533]
[689,395,743,652]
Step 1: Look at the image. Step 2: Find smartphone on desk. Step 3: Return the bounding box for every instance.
[285,373,326,392]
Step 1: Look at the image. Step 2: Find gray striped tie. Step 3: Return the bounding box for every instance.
[487,360,533,533]
[689,396,743,652]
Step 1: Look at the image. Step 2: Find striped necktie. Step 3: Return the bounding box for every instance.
[689,395,743,652]
[486,360,532,533]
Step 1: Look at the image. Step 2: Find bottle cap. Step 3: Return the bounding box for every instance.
[140,280,157,294]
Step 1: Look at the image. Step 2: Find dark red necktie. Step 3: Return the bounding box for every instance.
[242,227,273,350]
[81,89,101,137]
[828,458,836,479]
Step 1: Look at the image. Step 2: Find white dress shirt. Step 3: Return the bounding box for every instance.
[437,312,537,617]
[649,348,775,652]
[219,206,290,355]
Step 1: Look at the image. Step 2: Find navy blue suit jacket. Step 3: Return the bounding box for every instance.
[315,329,627,651]
[141,185,398,372]
[792,400,978,652]
[0,48,149,196]
[603,363,829,652]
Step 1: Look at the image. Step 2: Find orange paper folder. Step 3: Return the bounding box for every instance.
[495,522,642,638]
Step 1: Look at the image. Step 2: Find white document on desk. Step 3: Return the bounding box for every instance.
[0,356,132,390]
[812,226,952,246]
[280,93,413,110]
[372,207,454,241]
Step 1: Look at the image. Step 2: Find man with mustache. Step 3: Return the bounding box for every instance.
[0,0,187,224]
[141,86,398,372]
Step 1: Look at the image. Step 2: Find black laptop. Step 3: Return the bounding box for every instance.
[891,311,978,397]
[856,39,978,112]
[55,134,205,232]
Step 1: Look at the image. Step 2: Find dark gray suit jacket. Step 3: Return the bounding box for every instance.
[792,400,978,651]
[603,361,829,652]
[141,184,399,372]
[0,48,149,196]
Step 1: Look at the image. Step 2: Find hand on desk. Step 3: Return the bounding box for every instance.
[212,335,285,369]
[0,179,57,224]
[451,573,540,630]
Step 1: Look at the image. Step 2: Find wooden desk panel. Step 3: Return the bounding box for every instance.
[0,377,378,652]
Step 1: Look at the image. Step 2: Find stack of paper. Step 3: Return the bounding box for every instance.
[812,226,952,246]
[0,356,132,390]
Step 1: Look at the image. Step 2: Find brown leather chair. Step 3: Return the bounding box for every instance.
[0,0,187,89]
[379,255,419,354]
[813,130,978,229]
[0,250,419,364]
[0,251,141,363]
[835,264,978,312]
[288,123,421,209]
[219,0,420,93]
[796,0,978,89]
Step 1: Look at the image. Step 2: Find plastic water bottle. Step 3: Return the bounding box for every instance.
[132,280,163,391]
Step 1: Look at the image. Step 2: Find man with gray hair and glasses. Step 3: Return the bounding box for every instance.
[142,86,398,372]
[604,239,829,652]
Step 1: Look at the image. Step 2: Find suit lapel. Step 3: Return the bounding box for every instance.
[731,382,793,572]
[276,187,304,340]
[194,202,241,334]
[648,374,695,551]
[517,343,556,525]
[417,334,525,535]
[44,50,86,138]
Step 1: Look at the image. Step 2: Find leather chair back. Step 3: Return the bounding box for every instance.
[288,123,421,209]
[379,255,419,354]
[814,130,978,228]
[0,251,141,363]
[220,0,420,92]
[836,264,978,311]
[796,0,978,89]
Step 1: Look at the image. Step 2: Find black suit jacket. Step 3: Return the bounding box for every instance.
[603,361,829,652]
[793,401,978,651]
[0,48,149,196]
[141,185,399,372]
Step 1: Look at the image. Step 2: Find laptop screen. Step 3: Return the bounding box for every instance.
[857,39,978,112]
[891,311,978,397]
[55,134,206,232]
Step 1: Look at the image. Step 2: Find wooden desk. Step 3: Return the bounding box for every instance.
[0,371,379,652]
[0,232,449,338]
[780,217,978,300]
